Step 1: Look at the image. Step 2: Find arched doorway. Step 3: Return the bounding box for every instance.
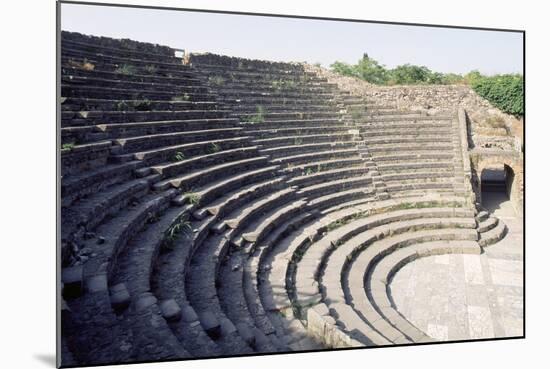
[480,164,515,214]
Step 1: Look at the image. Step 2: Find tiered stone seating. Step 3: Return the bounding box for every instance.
[60,32,510,367]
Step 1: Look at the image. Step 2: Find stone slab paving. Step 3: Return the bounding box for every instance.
[389,193,523,341]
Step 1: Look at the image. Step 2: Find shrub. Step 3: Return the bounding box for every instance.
[144,64,157,74]
[163,216,192,249]
[208,76,225,86]
[172,93,190,102]
[206,143,221,154]
[471,74,524,116]
[114,64,137,75]
[242,105,265,124]
[183,192,201,206]
[171,151,185,162]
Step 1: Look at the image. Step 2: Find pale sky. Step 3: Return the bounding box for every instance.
[61,3,524,75]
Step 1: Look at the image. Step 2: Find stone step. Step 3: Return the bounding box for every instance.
[380,170,455,182]
[89,117,239,143]
[196,176,287,219]
[61,174,153,245]
[360,115,453,123]
[478,216,499,233]
[217,188,297,234]
[213,83,339,95]
[61,160,143,206]
[61,35,180,61]
[62,66,202,86]
[154,156,270,191]
[217,250,281,352]
[173,165,281,210]
[131,136,251,165]
[368,143,454,154]
[152,146,259,179]
[476,210,490,222]
[288,166,368,187]
[324,227,477,344]
[479,220,507,247]
[363,240,480,342]
[252,133,357,148]
[363,135,453,145]
[109,204,195,358]
[246,125,350,139]
[228,103,338,113]
[151,217,225,357]
[74,189,177,285]
[359,121,451,130]
[282,157,365,176]
[61,55,196,80]
[361,127,452,137]
[114,127,244,153]
[242,119,348,131]
[377,161,454,172]
[272,148,361,167]
[62,74,208,94]
[234,199,308,248]
[62,47,191,71]
[297,175,373,198]
[217,90,341,101]
[62,110,231,127]
[216,95,341,107]
[185,232,256,353]
[385,181,457,193]
[371,152,454,163]
[61,140,112,177]
[61,96,219,112]
[61,84,217,102]
[259,141,356,159]
[307,188,376,213]
[192,61,312,76]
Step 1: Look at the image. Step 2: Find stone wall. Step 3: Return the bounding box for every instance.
[62,31,175,56]
[306,304,363,348]
[190,53,305,72]
[304,64,522,151]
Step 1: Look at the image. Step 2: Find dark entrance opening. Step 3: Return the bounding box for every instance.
[480,165,515,213]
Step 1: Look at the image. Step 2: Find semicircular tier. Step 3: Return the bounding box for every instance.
[60,32,511,367]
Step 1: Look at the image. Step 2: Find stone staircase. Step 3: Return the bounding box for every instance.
[60,32,508,367]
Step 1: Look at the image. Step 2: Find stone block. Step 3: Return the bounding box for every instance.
[181,304,198,323]
[135,293,157,312]
[110,283,130,312]
[199,311,221,339]
[62,265,83,299]
[236,322,255,346]
[85,274,108,293]
[160,299,182,322]
[220,317,237,335]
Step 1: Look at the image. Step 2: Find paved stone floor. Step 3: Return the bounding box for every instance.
[389,191,524,341]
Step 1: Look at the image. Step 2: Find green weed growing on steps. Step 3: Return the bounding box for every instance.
[206,142,221,154]
[61,142,75,151]
[293,137,303,146]
[349,106,364,120]
[172,93,190,102]
[171,151,185,162]
[132,99,152,111]
[115,101,130,111]
[162,215,192,250]
[183,191,201,206]
[242,105,265,124]
[114,64,137,75]
[144,64,158,74]
[208,75,225,86]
